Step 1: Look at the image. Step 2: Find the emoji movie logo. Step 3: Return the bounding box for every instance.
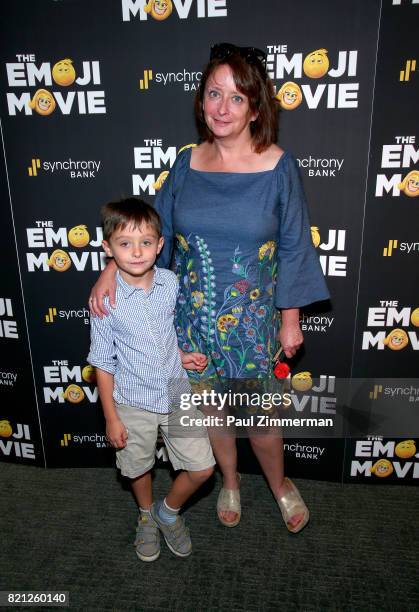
[25,222,105,272]
[0,298,18,339]
[5,54,106,116]
[267,45,359,110]
[43,361,98,404]
[351,438,419,479]
[132,140,195,195]
[362,302,419,350]
[122,0,227,21]
[375,136,418,198]
[0,421,35,460]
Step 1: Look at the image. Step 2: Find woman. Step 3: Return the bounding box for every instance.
[90,43,329,533]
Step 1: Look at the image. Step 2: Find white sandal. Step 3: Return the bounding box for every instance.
[217,474,241,528]
[277,477,310,533]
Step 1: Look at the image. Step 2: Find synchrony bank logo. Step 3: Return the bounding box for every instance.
[5,54,106,116]
[60,431,108,448]
[369,382,419,403]
[300,313,334,334]
[382,238,419,257]
[0,370,17,388]
[138,67,202,92]
[128,0,227,89]
[284,442,326,461]
[27,157,101,179]
[122,0,227,21]
[297,156,344,178]
[399,58,416,82]
[44,307,89,325]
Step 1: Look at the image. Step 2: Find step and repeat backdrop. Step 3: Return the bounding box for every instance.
[0,0,417,483]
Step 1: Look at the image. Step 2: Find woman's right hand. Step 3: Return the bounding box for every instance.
[88,259,117,317]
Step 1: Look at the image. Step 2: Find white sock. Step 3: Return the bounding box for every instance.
[156,498,179,524]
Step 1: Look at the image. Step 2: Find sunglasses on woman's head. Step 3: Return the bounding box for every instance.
[210,43,267,71]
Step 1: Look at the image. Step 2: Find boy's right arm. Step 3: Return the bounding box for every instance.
[95,368,127,449]
[88,307,127,448]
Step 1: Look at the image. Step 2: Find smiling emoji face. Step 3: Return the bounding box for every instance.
[144,0,173,20]
[82,365,96,384]
[395,440,416,459]
[291,371,313,392]
[0,420,13,437]
[47,249,71,272]
[410,308,419,327]
[68,225,90,248]
[303,49,329,79]
[398,171,419,197]
[52,59,76,86]
[383,328,409,351]
[28,89,56,116]
[276,82,302,110]
[370,459,393,478]
[63,384,85,404]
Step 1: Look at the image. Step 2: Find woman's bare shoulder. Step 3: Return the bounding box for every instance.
[261,144,285,169]
[190,142,285,172]
[190,142,210,169]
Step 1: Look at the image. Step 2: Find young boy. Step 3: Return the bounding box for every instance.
[88,198,215,562]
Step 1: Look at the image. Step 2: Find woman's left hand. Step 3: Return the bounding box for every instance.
[277,308,303,358]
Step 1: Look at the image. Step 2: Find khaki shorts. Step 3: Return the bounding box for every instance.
[115,403,215,479]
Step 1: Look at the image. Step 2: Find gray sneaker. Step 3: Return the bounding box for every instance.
[134,513,160,562]
[150,503,192,558]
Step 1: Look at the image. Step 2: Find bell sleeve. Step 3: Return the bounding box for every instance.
[154,148,189,268]
[275,154,330,309]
